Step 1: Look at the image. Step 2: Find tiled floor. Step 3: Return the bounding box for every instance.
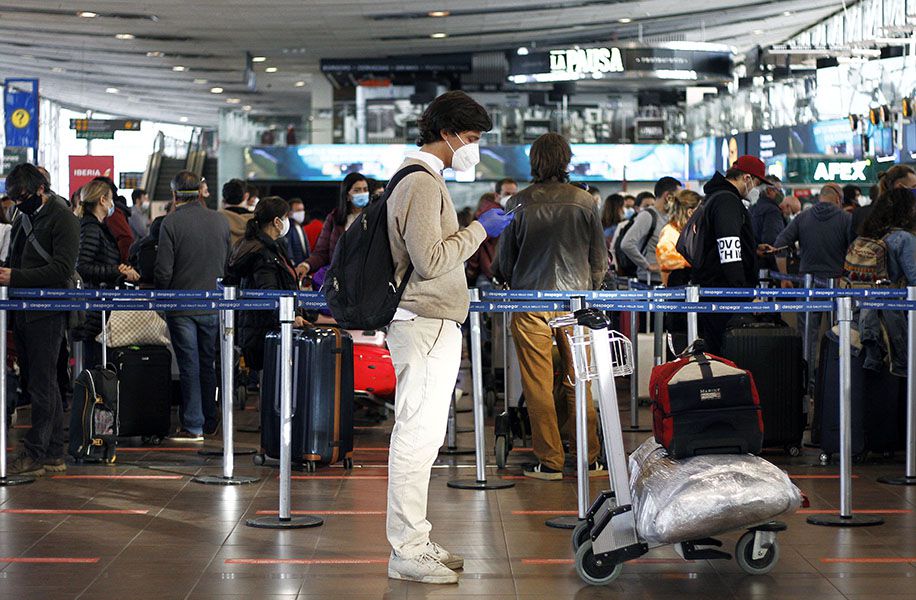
[2,386,915,600]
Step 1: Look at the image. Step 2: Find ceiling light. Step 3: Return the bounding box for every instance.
[753,29,764,35]
[146,51,165,57]
[242,105,252,111]
[783,11,793,16]
[252,56,267,62]
[428,10,450,17]
[226,98,241,104]
[77,11,98,18]
[210,87,224,94]
[265,66,278,73]
[106,87,119,94]
[115,33,135,40]
[179,116,189,123]
[517,46,529,56]
[193,78,208,84]
[20,54,33,59]
[172,65,187,71]
[430,32,448,39]
[51,67,65,73]
[295,81,305,87]
[619,18,632,24]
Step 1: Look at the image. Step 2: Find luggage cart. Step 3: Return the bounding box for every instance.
[549,308,786,586]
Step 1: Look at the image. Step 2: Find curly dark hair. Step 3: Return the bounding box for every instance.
[416,91,492,146]
[530,132,572,183]
[862,188,916,239]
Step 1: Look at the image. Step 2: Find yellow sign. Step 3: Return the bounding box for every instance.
[10,108,31,129]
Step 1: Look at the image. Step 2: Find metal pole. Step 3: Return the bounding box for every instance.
[194,286,258,485]
[686,285,699,345]
[246,295,321,529]
[644,273,652,334]
[0,286,33,485]
[629,310,639,429]
[803,274,814,384]
[572,296,589,520]
[71,340,83,387]
[808,296,883,527]
[879,285,916,486]
[449,288,513,490]
[828,277,838,325]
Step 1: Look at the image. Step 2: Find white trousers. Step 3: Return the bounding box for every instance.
[386,317,462,558]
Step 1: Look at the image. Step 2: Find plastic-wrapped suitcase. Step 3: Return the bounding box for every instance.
[720,322,806,455]
[814,330,903,462]
[110,345,172,441]
[260,328,355,471]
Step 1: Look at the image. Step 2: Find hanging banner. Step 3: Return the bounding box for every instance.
[4,79,39,151]
[69,155,114,196]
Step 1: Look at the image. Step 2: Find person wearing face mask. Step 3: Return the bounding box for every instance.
[72,180,140,368]
[384,91,512,585]
[283,197,310,267]
[2,163,79,477]
[601,193,626,275]
[92,177,134,263]
[495,177,518,208]
[245,183,261,213]
[295,172,368,282]
[691,155,773,354]
[748,176,786,274]
[155,171,232,441]
[224,196,310,372]
[465,192,502,287]
[219,178,254,247]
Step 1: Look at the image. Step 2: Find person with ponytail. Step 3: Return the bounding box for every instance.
[224,196,310,371]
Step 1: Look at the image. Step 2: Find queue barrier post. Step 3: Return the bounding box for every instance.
[0,286,33,486]
[878,285,916,486]
[803,273,814,393]
[686,286,699,345]
[828,277,838,325]
[194,285,259,485]
[448,288,514,490]
[547,296,589,529]
[247,295,323,529]
[807,296,884,528]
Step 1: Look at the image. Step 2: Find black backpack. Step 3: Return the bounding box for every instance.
[323,164,429,330]
[676,191,726,270]
[614,209,657,277]
[130,234,158,285]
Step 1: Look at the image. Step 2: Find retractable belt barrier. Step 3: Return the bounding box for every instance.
[1,280,914,529]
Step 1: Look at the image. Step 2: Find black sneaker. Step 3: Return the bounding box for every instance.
[8,453,45,477]
[169,429,204,442]
[43,456,67,472]
[523,463,563,481]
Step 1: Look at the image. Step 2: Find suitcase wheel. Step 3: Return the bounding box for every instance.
[252,453,266,466]
[735,531,780,575]
[495,435,509,469]
[142,436,163,446]
[819,452,830,466]
[785,445,801,458]
[575,540,623,586]
[304,461,317,473]
[343,457,353,470]
[484,389,497,417]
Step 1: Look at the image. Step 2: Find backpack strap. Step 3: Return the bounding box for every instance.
[382,164,434,289]
[638,209,658,254]
[21,214,54,265]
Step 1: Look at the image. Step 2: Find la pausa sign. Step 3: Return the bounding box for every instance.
[549,47,624,77]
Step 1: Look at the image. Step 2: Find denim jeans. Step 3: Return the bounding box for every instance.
[14,313,66,460]
[166,314,219,434]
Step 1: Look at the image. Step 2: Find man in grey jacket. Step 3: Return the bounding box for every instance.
[155,171,231,441]
[619,176,679,284]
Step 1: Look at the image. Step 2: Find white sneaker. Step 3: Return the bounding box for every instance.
[427,541,464,570]
[388,551,459,584]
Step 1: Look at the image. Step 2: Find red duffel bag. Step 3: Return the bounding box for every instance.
[649,340,763,458]
[353,344,396,399]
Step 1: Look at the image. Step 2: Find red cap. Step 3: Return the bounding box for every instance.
[731,155,775,185]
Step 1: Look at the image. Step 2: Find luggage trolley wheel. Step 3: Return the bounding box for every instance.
[574,539,623,586]
[484,388,497,416]
[785,444,801,457]
[304,461,317,473]
[571,519,591,553]
[343,457,353,470]
[494,435,509,469]
[735,529,781,576]
[252,453,266,466]
[234,384,248,411]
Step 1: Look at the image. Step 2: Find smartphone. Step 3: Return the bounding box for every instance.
[504,203,523,216]
[765,245,788,255]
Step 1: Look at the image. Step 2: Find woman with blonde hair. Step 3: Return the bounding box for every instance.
[655,189,702,287]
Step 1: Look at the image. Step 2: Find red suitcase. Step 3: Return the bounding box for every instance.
[354,344,396,399]
[650,341,763,458]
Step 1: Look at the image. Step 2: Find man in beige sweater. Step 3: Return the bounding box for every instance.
[219,179,253,247]
[385,91,514,584]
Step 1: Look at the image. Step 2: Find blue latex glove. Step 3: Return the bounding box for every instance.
[477,208,515,238]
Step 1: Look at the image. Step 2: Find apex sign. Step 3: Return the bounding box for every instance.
[549,47,624,77]
[813,160,868,182]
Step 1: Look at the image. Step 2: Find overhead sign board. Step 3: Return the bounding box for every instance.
[320,54,472,75]
[635,118,667,143]
[786,157,877,185]
[69,155,114,196]
[509,43,733,84]
[70,118,141,133]
[4,78,39,152]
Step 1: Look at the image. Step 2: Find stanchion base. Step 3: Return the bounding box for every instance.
[192,475,260,486]
[545,515,580,529]
[198,447,258,457]
[0,475,35,486]
[237,426,260,434]
[455,407,472,414]
[447,479,515,490]
[456,426,474,434]
[624,427,652,433]
[439,447,476,456]
[245,515,324,529]
[877,475,916,486]
[806,514,885,527]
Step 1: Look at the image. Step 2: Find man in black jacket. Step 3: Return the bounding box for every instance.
[692,155,772,354]
[2,164,79,476]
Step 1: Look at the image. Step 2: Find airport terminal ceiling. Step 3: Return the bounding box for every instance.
[0,0,849,126]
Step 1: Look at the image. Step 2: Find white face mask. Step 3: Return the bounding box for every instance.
[278,217,290,237]
[290,210,306,224]
[746,185,761,205]
[858,196,872,207]
[446,134,480,172]
[248,197,259,212]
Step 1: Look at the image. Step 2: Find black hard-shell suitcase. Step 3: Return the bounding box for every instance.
[69,367,118,463]
[814,331,903,462]
[720,321,806,455]
[259,328,355,471]
[110,345,172,441]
